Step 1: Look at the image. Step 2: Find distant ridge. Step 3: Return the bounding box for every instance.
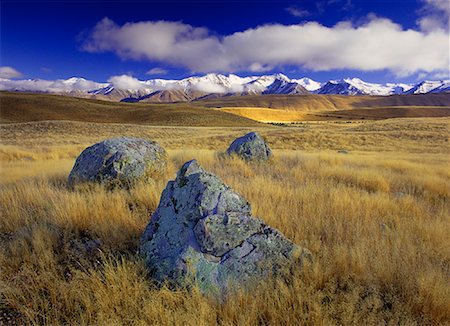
[1,91,448,126]
[0,73,449,103]
[0,91,261,126]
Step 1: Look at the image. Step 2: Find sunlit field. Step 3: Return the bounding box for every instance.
[1,117,449,324]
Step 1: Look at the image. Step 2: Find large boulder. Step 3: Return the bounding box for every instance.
[140,160,311,296]
[226,132,272,161]
[68,137,167,188]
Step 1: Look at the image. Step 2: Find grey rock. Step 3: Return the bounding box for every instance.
[68,137,167,188]
[140,160,311,296]
[226,132,272,161]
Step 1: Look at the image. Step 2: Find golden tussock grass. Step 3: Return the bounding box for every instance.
[218,107,308,123]
[218,106,450,123]
[1,117,449,324]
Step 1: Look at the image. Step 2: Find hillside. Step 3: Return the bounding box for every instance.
[196,93,450,111]
[219,106,450,122]
[312,106,450,120]
[1,92,449,126]
[0,91,260,126]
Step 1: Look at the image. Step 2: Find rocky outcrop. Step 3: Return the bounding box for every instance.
[68,137,166,188]
[226,132,272,161]
[140,160,310,296]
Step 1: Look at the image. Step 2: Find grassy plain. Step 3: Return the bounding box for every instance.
[0,93,449,324]
[1,115,449,324]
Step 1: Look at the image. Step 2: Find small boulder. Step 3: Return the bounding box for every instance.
[226,132,272,161]
[140,160,311,296]
[68,137,167,188]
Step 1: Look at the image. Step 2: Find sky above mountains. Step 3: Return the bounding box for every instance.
[1,0,449,83]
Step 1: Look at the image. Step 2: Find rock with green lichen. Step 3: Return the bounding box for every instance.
[68,137,167,188]
[139,159,311,297]
[226,132,272,161]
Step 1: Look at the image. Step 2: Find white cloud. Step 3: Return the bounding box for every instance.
[0,77,106,92]
[83,18,226,72]
[0,66,23,79]
[107,75,145,90]
[431,71,450,79]
[191,80,226,93]
[418,70,450,80]
[248,63,274,72]
[146,67,168,75]
[417,0,450,32]
[286,6,310,18]
[82,17,449,77]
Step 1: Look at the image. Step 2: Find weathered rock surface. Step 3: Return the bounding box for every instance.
[140,160,310,296]
[226,132,272,161]
[68,137,167,188]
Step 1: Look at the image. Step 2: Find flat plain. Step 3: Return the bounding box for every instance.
[0,92,449,324]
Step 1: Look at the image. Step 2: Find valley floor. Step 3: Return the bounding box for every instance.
[0,118,449,324]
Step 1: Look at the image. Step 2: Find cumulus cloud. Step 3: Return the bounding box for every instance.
[83,18,226,72]
[107,75,145,90]
[0,66,23,79]
[82,17,449,77]
[0,77,106,92]
[146,67,168,75]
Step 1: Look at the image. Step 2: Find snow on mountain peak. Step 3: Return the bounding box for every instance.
[405,80,450,94]
[292,77,322,91]
[0,74,448,100]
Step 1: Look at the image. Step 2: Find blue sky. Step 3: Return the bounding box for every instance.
[1,0,448,83]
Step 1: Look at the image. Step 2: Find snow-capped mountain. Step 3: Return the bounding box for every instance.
[405,80,450,94]
[174,73,257,93]
[0,74,448,102]
[94,73,309,101]
[292,77,322,91]
[261,74,309,95]
[428,81,450,94]
[316,78,414,96]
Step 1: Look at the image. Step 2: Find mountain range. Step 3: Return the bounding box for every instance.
[1,73,449,103]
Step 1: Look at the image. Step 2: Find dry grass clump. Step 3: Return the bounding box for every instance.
[1,143,449,324]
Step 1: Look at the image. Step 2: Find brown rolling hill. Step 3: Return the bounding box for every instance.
[1,91,449,126]
[194,93,450,111]
[217,106,450,122]
[136,89,209,103]
[0,91,260,126]
[310,106,450,120]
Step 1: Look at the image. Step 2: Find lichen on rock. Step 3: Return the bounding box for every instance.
[226,132,273,161]
[140,159,311,296]
[68,137,167,188]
